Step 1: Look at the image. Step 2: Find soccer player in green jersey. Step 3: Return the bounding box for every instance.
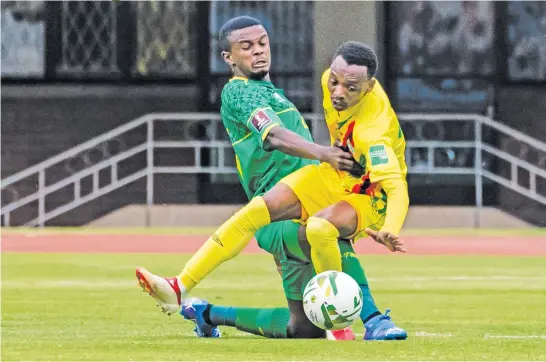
[172,16,407,340]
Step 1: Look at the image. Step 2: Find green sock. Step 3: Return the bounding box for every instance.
[207,306,290,338]
[338,240,380,323]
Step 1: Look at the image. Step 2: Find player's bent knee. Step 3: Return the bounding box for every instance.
[287,318,325,339]
[305,217,339,249]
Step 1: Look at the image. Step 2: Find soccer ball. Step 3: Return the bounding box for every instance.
[303,270,363,331]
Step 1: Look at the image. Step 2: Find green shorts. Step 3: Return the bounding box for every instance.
[255,220,316,301]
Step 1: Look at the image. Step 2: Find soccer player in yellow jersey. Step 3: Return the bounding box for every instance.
[136,42,408,338]
[318,41,409,251]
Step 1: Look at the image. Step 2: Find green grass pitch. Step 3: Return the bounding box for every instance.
[2,252,546,360]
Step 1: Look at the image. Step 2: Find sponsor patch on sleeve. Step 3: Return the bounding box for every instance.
[250,109,274,132]
[369,145,389,166]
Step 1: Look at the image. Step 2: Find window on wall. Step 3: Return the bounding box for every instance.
[388,1,496,112]
[1,1,45,79]
[506,1,546,82]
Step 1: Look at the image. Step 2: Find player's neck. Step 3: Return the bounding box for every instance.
[232,71,271,82]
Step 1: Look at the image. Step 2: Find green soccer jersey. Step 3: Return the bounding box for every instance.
[220,77,318,199]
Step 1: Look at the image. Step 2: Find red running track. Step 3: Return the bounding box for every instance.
[2,234,546,256]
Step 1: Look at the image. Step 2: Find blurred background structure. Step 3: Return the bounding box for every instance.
[1,1,545,228]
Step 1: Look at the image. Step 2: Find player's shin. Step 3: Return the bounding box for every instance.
[306,217,342,273]
[338,240,380,323]
[177,196,271,294]
[206,305,290,338]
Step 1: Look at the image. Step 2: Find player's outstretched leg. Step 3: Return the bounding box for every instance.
[181,297,353,340]
[181,298,291,338]
[136,184,303,314]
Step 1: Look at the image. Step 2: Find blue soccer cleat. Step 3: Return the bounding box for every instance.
[180,297,221,338]
[364,309,407,341]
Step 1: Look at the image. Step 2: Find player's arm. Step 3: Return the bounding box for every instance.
[362,138,409,252]
[264,126,356,171]
[225,84,356,171]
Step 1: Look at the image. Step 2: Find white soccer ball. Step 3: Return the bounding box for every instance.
[303,270,363,331]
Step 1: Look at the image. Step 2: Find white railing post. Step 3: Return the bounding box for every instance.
[38,170,45,228]
[474,118,483,228]
[146,119,154,228]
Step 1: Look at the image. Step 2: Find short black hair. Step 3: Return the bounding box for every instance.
[333,41,378,78]
[219,16,263,52]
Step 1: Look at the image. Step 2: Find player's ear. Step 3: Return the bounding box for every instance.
[366,78,376,94]
[222,51,234,67]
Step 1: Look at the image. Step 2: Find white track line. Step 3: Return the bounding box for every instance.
[415,332,546,340]
[368,276,546,281]
[484,334,546,340]
[414,331,454,337]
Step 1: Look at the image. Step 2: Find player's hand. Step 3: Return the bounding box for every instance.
[320,145,359,173]
[332,141,365,176]
[364,228,406,253]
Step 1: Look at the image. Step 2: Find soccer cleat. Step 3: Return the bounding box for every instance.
[180,298,221,338]
[326,327,356,340]
[136,267,182,315]
[364,309,408,341]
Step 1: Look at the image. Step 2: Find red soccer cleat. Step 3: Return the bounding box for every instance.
[326,327,356,340]
[136,267,182,315]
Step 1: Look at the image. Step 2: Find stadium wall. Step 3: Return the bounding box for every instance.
[87,205,531,229]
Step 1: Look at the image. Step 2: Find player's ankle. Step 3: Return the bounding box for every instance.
[203,304,214,325]
[363,311,381,324]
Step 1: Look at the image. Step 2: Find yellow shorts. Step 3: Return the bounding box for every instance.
[278,162,386,240]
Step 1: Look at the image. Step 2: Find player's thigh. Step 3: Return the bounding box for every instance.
[286,298,325,339]
[261,183,303,222]
[313,200,360,239]
[275,164,334,221]
[342,193,386,239]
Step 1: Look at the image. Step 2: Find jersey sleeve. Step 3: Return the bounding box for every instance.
[355,126,409,235]
[222,82,283,146]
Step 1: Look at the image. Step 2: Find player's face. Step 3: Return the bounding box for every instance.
[222,25,271,80]
[328,55,375,111]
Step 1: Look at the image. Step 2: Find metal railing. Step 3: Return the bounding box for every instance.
[2,113,545,227]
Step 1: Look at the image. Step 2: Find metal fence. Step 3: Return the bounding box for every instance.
[2,112,545,227]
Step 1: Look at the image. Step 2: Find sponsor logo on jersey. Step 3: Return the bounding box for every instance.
[369,145,389,166]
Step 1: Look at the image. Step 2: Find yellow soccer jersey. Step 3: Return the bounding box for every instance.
[321,68,409,234]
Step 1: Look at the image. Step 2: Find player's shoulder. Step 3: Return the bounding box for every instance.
[221,77,263,109]
[221,77,250,98]
[354,81,397,141]
[368,80,392,110]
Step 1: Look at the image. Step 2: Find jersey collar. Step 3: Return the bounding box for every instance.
[229,76,274,88]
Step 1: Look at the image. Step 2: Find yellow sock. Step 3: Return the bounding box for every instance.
[306,216,342,274]
[177,196,271,294]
